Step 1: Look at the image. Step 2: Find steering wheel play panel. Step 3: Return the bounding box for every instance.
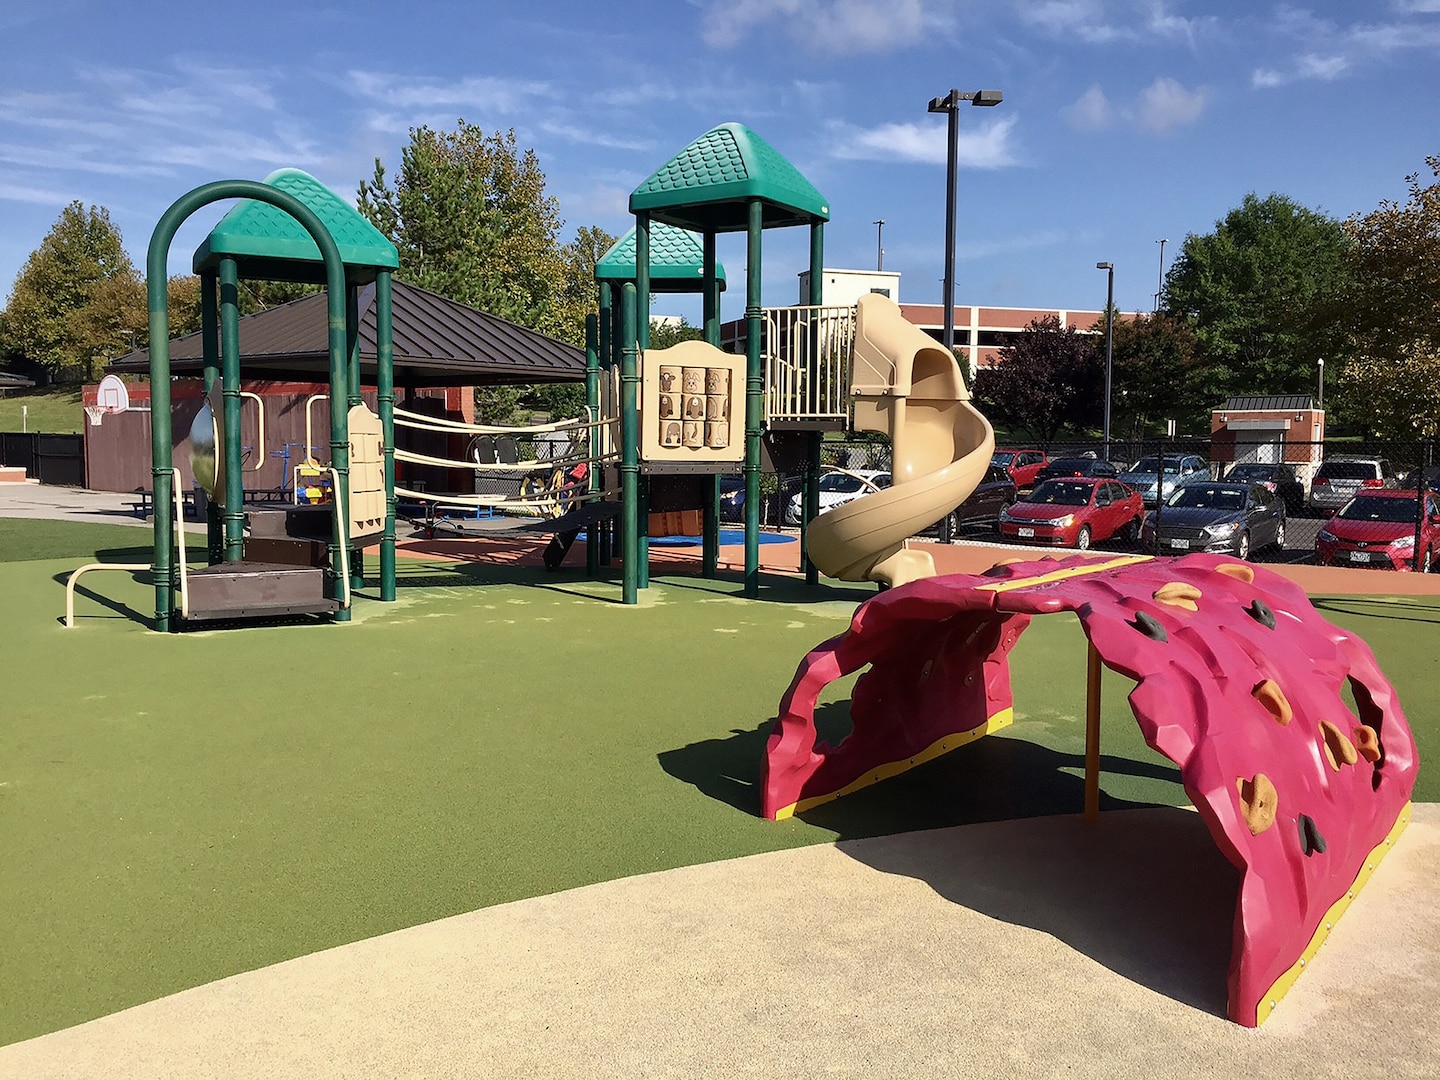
[762,553,1417,1026]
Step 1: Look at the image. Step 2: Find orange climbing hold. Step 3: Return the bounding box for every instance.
[1237,774,1278,835]
[1252,678,1294,726]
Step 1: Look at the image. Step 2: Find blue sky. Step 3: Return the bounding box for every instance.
[2,0,1438,325]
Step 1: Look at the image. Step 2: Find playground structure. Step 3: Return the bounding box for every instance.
[762,552,1418,1026]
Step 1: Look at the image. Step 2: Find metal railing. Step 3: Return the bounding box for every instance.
[763,305,855,424]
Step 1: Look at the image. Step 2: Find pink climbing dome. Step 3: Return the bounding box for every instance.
[762,554,1418,1026]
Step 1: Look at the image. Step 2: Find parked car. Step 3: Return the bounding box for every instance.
[1223,462,1307,513]
[785,469,890,525]
[718,475,745,522]
[928,463,1017,537]
[1315,489,1440,572]
[998,477,1144,550]
[992,449,1047,488]
[1117,454,1209,507]
[1309,456,1394,514]
[1142,481,1285,560]
[1033,457,1119,484]
[1398,464,1440,491]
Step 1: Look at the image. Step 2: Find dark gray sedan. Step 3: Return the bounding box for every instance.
[1140,481,1286,560]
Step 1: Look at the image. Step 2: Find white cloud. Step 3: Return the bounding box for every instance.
[830,115,1019,167]
[0,180,77,206]
[343,71,553,113]
[1016,0,1215,46]
[700,0,949,54]
[1064,85,1112,132]
[1135,77,1206,133]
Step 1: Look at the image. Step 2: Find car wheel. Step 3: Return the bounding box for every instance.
[1274,520,1286,551]
[1122,516,1141,543]
[1075,525,1092,551]
[1236,530,1251,561]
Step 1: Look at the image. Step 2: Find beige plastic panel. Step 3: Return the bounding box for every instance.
[805,292,995,588]
[347,404,386,540]
[640,340,746,465]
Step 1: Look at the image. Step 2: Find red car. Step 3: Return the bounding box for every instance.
[1314,489,1440,572]
[992,448,1048,489]
[998,477,1144,550]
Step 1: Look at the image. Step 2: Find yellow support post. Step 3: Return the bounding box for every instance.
[1085,642,1102,821]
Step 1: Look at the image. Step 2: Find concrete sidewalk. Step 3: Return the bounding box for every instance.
[0,482,207,531]
[3,805,1435,1078]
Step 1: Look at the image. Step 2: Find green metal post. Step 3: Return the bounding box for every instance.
[377,271,396,601]
[805,220,825,587]
[345,281,364,591]
[635,213,651,590]
[219,257,245,563]
[620,284,640,605]
[744,199,764,598]
[702,229,720,579]
[598,284,615,567]
[585,312,600,579]
[200,271,223,565]
[145,180,351,631]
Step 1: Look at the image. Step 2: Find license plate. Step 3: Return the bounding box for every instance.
[1017,527,1035,538]
[1349,551,1371,563]
[1168,538,1190,550]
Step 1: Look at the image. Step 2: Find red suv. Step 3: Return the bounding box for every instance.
[1314,489,1440,572]
[992,449,1047,488]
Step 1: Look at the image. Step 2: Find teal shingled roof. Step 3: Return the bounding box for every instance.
[629,123,829,233]
[193,168,399,283]
[594,223,726,293]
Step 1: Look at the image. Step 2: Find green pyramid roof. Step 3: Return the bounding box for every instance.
[629,123,829,233]
[193,168,399,283]
[594,223,726,292]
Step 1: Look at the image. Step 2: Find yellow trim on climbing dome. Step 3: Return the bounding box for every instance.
[772,708,1015,821]
[1255,801,1412,1026]
[976,554,1152,594]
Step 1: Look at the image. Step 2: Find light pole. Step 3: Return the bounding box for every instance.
[928,88,1003,355]
[1096,262,1114,461]
[873,219,885,272]
[1154,238,1168,312]
[1317,356,1325,408]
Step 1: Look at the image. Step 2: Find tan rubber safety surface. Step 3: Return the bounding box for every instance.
[4,805,1436,1079]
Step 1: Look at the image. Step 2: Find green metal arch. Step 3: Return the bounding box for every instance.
[145,180,351,631]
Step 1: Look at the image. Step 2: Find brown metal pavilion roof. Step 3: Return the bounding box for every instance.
[108,279,584,387]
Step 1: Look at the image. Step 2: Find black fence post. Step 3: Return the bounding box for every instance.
[1414,441,1433,572]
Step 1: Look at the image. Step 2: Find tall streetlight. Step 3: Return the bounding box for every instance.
[873,219,885,272]
[1096,262,1115,461]
[928,88,1003,354]
[1154,238,1168,312]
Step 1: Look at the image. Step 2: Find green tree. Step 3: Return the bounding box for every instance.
[2,202,140,380]
[974,316,1102,445]
[647,316,704,351]
[1163,193,1352,398]
[1102,310,1209,438]
[1331,156,1440,435]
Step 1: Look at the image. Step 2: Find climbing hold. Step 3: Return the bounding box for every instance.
[1154,581,1202,611]
[1252,679,1293,726]
[1353,725,1382,763]
[1215,563,1256,583]
[1247,599,1277,630]
[1298,814,1327,856]
[1236,774,1278,835]
[1131,611,1168,641]
[1319,720,1358,772]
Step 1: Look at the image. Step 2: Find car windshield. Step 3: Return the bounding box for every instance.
[1027,480,1092,506]
[1226,465,1273,480]
[1045,459,1091,473]
[1130,457,1184,474]
[1167,485,1246,510]
[992,452,1015,466]
[1319,461,1380,480]
[819,473,869,493]
[1337,495,1419,524]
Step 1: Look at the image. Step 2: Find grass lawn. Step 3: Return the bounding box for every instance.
[0,388,84,434]
[1,519,1436,1046]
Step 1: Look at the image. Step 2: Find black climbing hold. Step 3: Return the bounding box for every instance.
[1131,611,1168,641]
[1247,599,1276,630]
[1299,814,1327,856]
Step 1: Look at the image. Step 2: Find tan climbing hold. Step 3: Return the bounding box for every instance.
[1153,581,1202,611]
[1252,679,1293,726]
[1353,725,1381,763]
[1236,774,1278,835]
[1214,563,1256,583]
[1319,720,1358,771]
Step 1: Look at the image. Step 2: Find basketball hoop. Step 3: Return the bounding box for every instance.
[84,405,105,427]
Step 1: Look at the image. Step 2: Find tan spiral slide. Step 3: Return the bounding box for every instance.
[805,293,996,588]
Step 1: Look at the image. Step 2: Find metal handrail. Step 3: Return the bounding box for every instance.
[328,467,351,609]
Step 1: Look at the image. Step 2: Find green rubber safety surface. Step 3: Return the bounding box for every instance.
[1,521,1436,1045]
